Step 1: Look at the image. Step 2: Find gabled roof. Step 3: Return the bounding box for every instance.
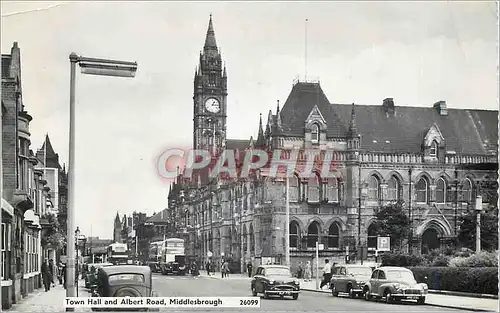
[226,139,250,151]
[147,209,169,223]
[39,134,61,169]
[278,82,348,138]
[335,104,498,154]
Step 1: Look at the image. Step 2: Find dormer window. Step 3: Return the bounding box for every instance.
[430,141,438,157]
[311,124,319,143]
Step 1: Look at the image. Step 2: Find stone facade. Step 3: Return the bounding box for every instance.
[2,42,43,309]
[166,17,499,275]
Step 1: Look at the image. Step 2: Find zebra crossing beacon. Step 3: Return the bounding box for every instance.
[108,243,129,265]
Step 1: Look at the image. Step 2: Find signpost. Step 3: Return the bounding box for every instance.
[315,242,324,290]
[376,236,390,263]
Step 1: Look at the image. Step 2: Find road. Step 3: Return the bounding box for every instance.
[151,274,477,312]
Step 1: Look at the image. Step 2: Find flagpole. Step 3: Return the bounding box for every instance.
[285,175,290,267]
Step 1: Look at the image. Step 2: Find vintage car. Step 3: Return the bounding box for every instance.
[251,265,300,300]
[329,264,373,298]
[363,267,428,304]
[90,265,159,311]
[85,263,113,288]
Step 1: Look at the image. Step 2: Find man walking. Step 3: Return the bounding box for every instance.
[319,259,332,289]
[246,261,253,278]
[41,259,51,291]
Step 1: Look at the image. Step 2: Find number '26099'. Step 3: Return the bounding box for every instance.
[240,299,259,306]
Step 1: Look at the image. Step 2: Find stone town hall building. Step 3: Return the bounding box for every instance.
[167,16,498,273]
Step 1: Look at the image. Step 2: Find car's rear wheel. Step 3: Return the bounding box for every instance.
[292,294,299,300]
[347,285,355,298]
[331,285,339,297]
[364,289,371,301]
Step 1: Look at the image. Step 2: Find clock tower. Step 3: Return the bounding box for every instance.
[193,15,227,155]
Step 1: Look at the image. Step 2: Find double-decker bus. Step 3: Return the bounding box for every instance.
[160,238,186,275]
[148,240,165,273]
[107,243,128,265]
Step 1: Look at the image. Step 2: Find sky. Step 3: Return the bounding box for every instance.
[1,1,498,239]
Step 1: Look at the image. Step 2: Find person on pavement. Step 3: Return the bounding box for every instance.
[246,261,253,278]
[41,259,51,291]
[304,261,312,281]
[319,259,332,289]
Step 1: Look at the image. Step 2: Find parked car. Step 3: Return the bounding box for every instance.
[329,264,373,298]
[90,265,159,311]
[250,265,300,300]
[363,267,428,304]
[85,263,112,289]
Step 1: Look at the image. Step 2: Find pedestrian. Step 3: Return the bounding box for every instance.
[206,261,210,276]
[246,261,253,278]
[58,262,64,285]
[319,259,332,289]
[41,259,51,291]
[222,260,229,278]
[297,262,304,279]
[62,264,67,289]
[304,261,312,281]
[48,259,55,287]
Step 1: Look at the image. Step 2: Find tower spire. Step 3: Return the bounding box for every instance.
[204,14,217,50]
[348,103,358,136]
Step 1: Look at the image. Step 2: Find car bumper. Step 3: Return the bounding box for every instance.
[264,290,300,295]
[392,290,427,299]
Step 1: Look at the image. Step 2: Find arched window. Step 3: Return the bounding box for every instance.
[326,177,339,202]
[307,222,320,248]
[416,177,429,203]
[387,176,400,201]
[290,175,299,202]
[436,178,446,203]
[289,221,300,248]
[367,175,381,201]
[327,223,340,248]
[307,173,320,202]
[430,141,438,157]
[462,178,473,202]
[311,124,319,142]
[367,224,377,249]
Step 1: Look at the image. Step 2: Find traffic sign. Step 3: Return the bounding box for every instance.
[377,236,390,251]
[318,244,324,251]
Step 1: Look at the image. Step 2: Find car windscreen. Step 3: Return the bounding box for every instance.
[108,273,145,284]
[347,267,372,276]
[266,268,291,276]
[386,270,416,282]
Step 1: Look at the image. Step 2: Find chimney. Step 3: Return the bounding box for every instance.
[433,101,448,116]
[382,98,395,115]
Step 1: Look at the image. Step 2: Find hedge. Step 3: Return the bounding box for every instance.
[408,267,498,295]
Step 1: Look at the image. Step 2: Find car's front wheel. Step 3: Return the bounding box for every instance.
[251,286,257,297]
[417,297,426,305]
[384,290,393,304]
[292,294,299,300]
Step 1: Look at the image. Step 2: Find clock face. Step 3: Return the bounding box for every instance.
[205,98,220,113]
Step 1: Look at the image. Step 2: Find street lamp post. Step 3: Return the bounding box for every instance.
[74,227,80,297]
[285,175,290,268]
[66,53,137,307]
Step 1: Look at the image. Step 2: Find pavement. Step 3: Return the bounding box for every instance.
[196,272,499,312]
[7,279,91,312]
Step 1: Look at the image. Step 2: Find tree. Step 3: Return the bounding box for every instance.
[41,212,64,249]
[457,207,498,251]
[371,200,410,251]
